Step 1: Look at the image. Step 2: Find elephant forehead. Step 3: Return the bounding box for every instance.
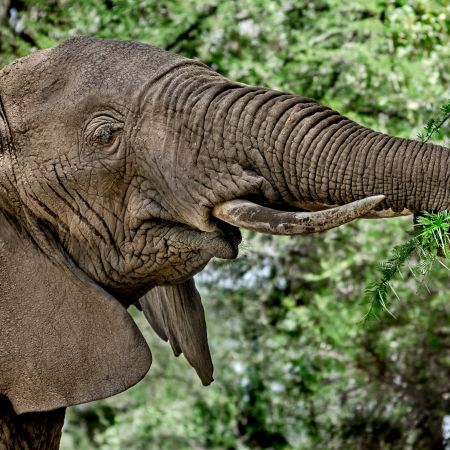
[46,38,186,99]
[0,38,188,128]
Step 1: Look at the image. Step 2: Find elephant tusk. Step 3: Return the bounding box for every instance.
[362,208,412,219]
[211,195,385,235]
[290,200,412,219]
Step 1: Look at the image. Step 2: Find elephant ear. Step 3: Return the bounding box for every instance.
[0,211,152,414]
[139,279,214,385]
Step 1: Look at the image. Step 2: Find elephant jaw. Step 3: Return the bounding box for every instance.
[211,195,386,235]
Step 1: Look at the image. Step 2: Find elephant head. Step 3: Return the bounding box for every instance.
[0,37,448,414]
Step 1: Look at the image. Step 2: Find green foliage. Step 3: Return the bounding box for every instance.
[415,211,450,261]
[197,222,450,449]
[417,100,450,143]
[364,238,417,319]
[364,212,450,320]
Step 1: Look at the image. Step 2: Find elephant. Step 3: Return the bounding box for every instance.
[0,37,448,447]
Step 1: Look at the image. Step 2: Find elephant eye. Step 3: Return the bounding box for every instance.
[85,115,123,150]
[93,123,115,145]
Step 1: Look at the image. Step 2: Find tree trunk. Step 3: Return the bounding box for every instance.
[0,396,64,450]
[0,1,10,24]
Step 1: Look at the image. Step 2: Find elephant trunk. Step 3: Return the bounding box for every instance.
[208,85,450,215]
[159,64,449,233]
[279,121,449,215]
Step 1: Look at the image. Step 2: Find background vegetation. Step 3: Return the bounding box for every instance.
[1,1,449,449]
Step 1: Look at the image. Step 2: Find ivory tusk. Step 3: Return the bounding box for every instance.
[211,195,385,235]
[362,208,412,219]
[290,199,412,219]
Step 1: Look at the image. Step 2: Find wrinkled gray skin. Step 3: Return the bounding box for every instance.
[0,37,449,416]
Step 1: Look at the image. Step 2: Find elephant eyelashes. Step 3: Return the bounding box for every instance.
[84,115,123,151]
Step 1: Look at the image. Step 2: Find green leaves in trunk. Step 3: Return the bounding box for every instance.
[364,211,450,320]
[365,101,450,320]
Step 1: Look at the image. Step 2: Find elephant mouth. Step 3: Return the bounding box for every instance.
[208,221,242,260]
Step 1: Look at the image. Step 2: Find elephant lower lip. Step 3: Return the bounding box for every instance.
[207,224,241,260]
[211,237,239,259]
[137,216,241,260]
